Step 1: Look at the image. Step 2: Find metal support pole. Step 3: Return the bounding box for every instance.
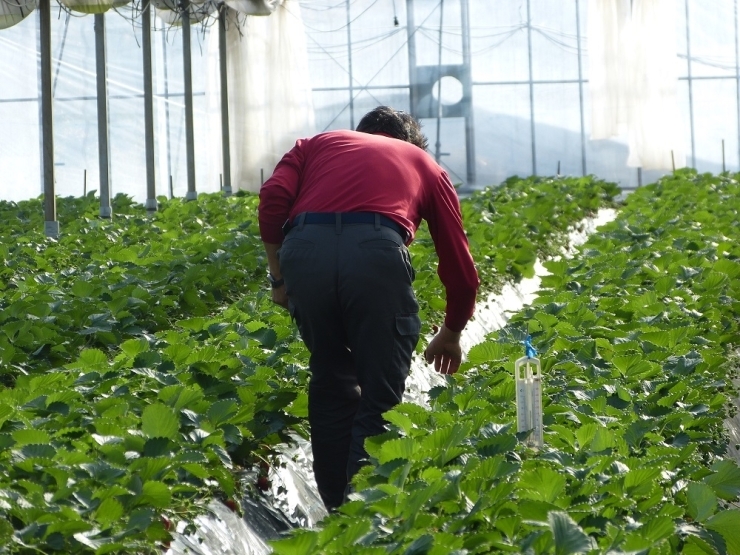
[143,1,157,211]
[575,0,587,176]
[39,0,58,238]
[434,0,444,163]
[181,0,197,201]
[346,0,354,129]
[406,0,418,118]
[735,0,740,169]
[219,6,232,196]
[684,0,696,168]
[461,0,475,185]
[526,0,537,175]
[95,13,112,218]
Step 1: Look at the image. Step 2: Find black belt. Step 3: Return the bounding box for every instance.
[284,212,407,241]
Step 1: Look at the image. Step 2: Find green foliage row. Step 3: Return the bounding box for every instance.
[0,176,620,553]
[270,170,740,555]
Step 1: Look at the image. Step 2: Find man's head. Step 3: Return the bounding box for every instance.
[356,106,429,151]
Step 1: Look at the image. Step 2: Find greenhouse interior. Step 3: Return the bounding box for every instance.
[0,0,739,553]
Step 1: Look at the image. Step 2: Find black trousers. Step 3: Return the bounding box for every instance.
[278,218,420,510]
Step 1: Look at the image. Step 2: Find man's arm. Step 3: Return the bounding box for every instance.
[421,173,480,374]
[263,242,288,308]
[424,325,462,375]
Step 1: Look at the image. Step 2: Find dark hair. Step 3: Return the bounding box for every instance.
[356,106,428,151]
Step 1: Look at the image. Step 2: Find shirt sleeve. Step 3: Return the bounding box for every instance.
[422,172,480,332]
[258,140,306,244]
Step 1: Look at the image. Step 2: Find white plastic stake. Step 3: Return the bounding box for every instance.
[515,355,544,449]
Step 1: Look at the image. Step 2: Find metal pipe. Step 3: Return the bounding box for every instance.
[434,0,444,163]
[53,11,70,98]
[575,0,587,176]
[161,28,173,194]
[346,0,354,129]
[39,0,57,237]
[142,0,157,211]
[219,6,232,196]
[684,0,696,168]
[181,0,197,201]
[735,0,740,168]
[406,0,417,115]
[461,0,475,185]
[526,0,536,175]
[95,13,112,219]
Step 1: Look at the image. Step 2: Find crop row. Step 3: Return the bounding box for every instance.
[270,170,740,554]
[0,176,618,553]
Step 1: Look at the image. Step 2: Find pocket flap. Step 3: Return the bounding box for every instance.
[395,313,421,336]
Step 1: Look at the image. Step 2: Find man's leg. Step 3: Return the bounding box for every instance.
[279,226,360,510]
[337,225,421,481]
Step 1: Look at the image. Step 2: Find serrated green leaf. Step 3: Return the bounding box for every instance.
[687,482,718,522]
[95,497,124,527]
[378,437,418,464]
[270,530,319,555]
[704,460,740,501]
[207,399,238,426]
[705,510,740,555]
[120,338,149,358]
[141,404,179,440]
[548,511,593,555]
[138,481,172,509]
[12,428,50,446]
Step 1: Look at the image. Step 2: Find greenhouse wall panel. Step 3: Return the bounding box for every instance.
[2,0,740,201]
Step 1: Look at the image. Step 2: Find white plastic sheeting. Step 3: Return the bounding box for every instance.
[588,0,686,170]
[2,1,740,203]
[205,0,315,193]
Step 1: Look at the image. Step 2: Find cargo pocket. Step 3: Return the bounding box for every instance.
[395,313,421,338]
[392,313,422,382]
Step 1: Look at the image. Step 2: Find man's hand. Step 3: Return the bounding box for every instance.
[271,283,288,309]
[424,324,463,375]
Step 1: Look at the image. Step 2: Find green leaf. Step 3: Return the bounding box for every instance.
[141,404,179,440]
[120,338,149,358]
[704,460,740,501]
[467,341,508,365]
[75,349,109,369]
[207,399,238,426]
[378,437,418,464]
[12,428,50,446]
[138,481,172,509]
[687,482,718,522]
[403,534,434,555]
[270,531,319,555]
[624,466,662,497]
[520,467,567,504]
[94,498,124,527]
[548,511,593,555]
[705,510,740,555]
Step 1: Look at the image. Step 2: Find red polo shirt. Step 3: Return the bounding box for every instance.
[258,129,479,332]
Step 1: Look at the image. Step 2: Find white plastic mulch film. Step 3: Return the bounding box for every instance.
[588,0,686,170]
[1,0,740,203]
[205,0,315,193]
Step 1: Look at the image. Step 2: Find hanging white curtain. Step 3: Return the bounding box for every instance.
[206,0,315,193]
[225,0,280,15]
[588,0,630,140]
[588,0,685,170]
